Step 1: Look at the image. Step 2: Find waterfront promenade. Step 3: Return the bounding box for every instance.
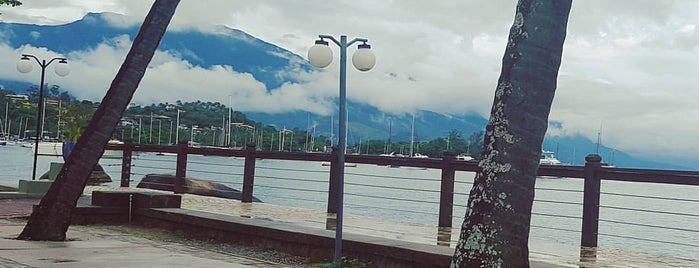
[1,187,696,267]
[0,188,570,268]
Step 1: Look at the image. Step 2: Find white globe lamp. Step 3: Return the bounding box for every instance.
[54,60,70,77]
[17,58,33,73]
[352,44,375,72]
[308,40,333,68]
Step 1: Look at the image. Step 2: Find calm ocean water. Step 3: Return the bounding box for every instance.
[0,144,696,260]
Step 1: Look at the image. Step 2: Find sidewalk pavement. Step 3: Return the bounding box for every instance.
[3,189,696,267]
[0,191,576,268]
[0,199,286,268]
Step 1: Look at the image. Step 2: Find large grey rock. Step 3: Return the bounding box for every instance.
[137,174,261,202]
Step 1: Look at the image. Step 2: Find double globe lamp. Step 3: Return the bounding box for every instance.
[307,35,375,263]
[17,54,70,181]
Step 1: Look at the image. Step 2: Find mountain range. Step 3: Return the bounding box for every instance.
[0,12,687,170]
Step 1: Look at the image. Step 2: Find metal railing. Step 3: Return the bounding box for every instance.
[106,141,699,260]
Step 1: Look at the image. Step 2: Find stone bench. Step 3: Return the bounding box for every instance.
[72,191,181,224]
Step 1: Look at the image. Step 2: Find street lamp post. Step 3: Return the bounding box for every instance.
[175,109,184,143]
[17,54,70,181]
[308,34,375,262]
[138,117,142,144]
[149,112,153,144]
[169,120,173,145]
[190,125,198,146]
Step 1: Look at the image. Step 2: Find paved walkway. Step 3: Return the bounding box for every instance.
[0,198,295,268]
[0,218,302,267]
[2,188,697,267]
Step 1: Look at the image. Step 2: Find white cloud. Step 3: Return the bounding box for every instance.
[3,1,699,164]
[0,33,338,118]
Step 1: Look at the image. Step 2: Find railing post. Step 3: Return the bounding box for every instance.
[580,154,603,261]
[120,143,133,187]
[242,143,257,203]
[174,141,188,194]
[327,146,340,214]
[438,151,457,228]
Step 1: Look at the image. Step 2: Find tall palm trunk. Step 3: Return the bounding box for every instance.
[452,0,571,266]
[18,0,180,241]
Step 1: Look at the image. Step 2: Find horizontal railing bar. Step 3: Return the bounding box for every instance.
[345,171,440,182]
[257,166,328,174]
[255,184,328,194]
[206,179,242,185]
[345,181,441,194]
[131,165,172,171]
[535,187,584,194]
[531,212,582,220]
[453,193,470,198]
[530,224,580,233]
[346,192,440,205]
[346,203,439,216]
[255,176,327,184]
[599,219,699,233]
[600,205,699,218]
[186,169,243,176]
[600,167,699,186]
[534,199,583,206]
[259,194,326,204]
[188,160,244,168]
[599,232,699,248]
[600,191,699,203]
[255,151,329,162]
[136,158,176,163]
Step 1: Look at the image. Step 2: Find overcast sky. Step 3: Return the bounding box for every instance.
[2,0,699,165]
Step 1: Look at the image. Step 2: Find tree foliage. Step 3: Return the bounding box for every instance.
[1,86,72,140]
[0,0,21,7]
[60,101,95,142]
[3,86,484,157]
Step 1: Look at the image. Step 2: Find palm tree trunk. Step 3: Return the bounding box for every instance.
[18,0,181,241]
[452,0,572,266]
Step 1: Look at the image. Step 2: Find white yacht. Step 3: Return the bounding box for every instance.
[456,154,474,161]
[540,150,561,165]
[101,139,125,159]
[412,153,428,158]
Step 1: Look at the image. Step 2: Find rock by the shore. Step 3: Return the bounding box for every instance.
[137,174,261,202]
[38,163,112,184]
[88,164,112,184]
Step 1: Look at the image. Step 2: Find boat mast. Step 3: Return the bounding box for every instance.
[409,113,415,157]
[596,124,602,155]
[228,95,232,146]
[4,101,9,138]
[385,118,392,154]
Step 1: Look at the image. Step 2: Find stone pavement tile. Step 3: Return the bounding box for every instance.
[0,219,282,268]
